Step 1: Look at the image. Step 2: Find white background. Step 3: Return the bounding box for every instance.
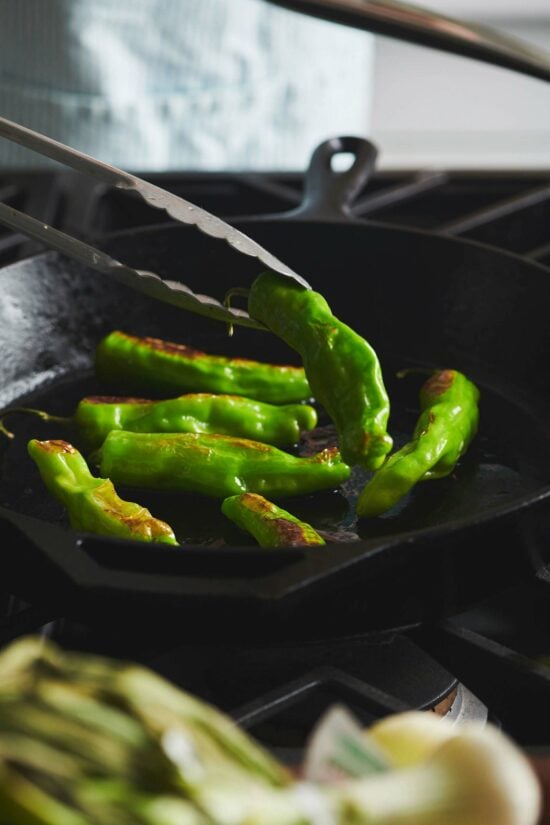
[369,2,550,168]
[429,0,548,15]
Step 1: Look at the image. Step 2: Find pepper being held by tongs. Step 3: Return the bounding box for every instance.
[247,270,393,471]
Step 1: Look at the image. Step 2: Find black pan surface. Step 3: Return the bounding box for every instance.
[1,138,549,639]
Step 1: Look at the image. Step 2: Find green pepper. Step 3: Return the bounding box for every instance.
[95,330,311,404]
[74,393,317,449]
[1,394,317,450]
[93,431,350,499]
[356,369,480,518]
[222,493,326,548]
[28,439,178,545]
[247,271,393,471]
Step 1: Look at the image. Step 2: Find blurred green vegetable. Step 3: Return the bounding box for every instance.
[0,637,289,824]
[0,638,540,825]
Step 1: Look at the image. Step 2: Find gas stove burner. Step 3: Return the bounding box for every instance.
[439,684,488,726]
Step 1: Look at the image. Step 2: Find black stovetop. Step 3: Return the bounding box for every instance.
[2,161,550,757]
[2,164,550,265]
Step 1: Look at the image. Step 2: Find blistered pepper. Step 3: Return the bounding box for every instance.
[95,330,311,404]
[222,493,326,547]
[74,393,317,449]
[247,271,393,471]
[356,369,480,518]
[28,439,178,544]
[93,431,350,499]
[3,394,317,449]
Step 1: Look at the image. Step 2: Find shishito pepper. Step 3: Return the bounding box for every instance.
[222,493,326,548]
[1,395,317,450]
[28,439,178,544]
[95,330,312,404]
[356,368,480,518]
[247,271,393,471]
[93,431,350,499]
[74,393,317,449]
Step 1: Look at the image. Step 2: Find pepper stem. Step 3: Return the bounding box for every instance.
[223,287,251,337]
[0,407,72,440]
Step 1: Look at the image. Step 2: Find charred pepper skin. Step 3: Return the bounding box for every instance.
[75,394,317,449]
[248,271,393,471]
[93,431,350,499]
[95,330,311,404]
[27,439,178,544]
[222,493,326,548]
[356,369,480,518]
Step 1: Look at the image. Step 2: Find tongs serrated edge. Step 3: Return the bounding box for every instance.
[0,116,311,329]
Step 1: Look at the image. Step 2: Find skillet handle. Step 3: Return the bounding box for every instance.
[288,136,378,221]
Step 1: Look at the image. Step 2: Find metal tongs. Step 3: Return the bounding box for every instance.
[0,0,548,331]
[0,117,309,331]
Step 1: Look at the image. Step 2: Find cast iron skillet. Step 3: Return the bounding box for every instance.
[1,137,550,641]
